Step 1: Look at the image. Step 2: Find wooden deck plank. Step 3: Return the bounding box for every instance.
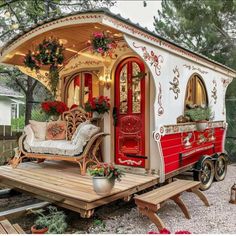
[0,220,18,234]
[12,224,25,234]
[0,224,7,234]
[0,170,104,201]
[4,166,142,191]
[0,165,157,201]
[0,162,159,216]
[0,202,49,221]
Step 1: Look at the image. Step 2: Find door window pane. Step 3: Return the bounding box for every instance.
[119,64,128,114]
[132,62,141,113]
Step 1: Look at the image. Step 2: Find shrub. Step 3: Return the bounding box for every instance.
[185,106,212,121]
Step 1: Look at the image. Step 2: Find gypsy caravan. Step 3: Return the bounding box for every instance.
[0,9,235,211]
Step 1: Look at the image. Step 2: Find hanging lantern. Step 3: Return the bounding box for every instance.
[229,183,236,204]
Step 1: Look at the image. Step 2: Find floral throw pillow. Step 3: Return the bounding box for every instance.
[46,121,67,140]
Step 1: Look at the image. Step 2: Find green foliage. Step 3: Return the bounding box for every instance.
[32,109,50,121]
[11,116,25,131]
[185,106,212,121]
[32,206,67,234]
[0,0,116,43]
[225,138,236,162]
[154,0,236,69]
[93,219,105,228]
[88,163,124,181]
[11,108,50,130]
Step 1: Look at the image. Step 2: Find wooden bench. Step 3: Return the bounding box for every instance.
[0,219,25,234]
[10,107,108,175]
[134,179,209,230]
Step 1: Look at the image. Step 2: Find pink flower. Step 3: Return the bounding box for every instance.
[93,32,104,38]
[107,43,113,49]
[97,47,104,53]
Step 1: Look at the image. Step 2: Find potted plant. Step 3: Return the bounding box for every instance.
[31,206,67,234]
[88,163,124,196]
[185,105,212,131]
[24,37,65,96]
[84,96,110,118]
[87,32,117,58]
[41,100,69,120]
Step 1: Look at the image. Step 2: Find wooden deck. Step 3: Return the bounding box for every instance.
[0,161,159,217]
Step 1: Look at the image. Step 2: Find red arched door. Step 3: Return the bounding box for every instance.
[114,57,146,168]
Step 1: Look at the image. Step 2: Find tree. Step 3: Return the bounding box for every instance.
[154,0,236,69]
[0,0,115,124]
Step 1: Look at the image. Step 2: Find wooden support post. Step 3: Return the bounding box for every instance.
[171,194,191,219]
[138,206,165,230]
[188,187,210,206]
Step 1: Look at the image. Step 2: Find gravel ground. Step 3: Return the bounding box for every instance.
[2,164,236,234]
[88,164,236,234]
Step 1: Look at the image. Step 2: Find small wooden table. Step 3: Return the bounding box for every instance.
[0,219,25,234]
[134,179,209,230]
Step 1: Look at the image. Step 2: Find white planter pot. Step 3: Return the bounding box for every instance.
[92,112,103,119]
[196,121,208,131]
[92,176,115,196]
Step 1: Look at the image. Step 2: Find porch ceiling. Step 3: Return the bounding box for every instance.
[1,23,122,68]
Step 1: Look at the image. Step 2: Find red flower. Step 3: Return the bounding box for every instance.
[175,231,191,234]
[70,104,78,110]
[41,100,68,116]
[159,228,171,234]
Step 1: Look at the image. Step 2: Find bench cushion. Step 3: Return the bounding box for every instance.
[29,120,47,140]
[46,121,67,140]
[28,140,82,156]
[23,123,100,156]
[71,120,90,145]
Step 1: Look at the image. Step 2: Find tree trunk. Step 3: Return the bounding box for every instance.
[25,76,34,125]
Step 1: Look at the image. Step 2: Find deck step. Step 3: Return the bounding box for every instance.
[134,179,210,230]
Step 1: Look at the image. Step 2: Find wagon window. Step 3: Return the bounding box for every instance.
[185,74,208,108]
[67,72,100,108]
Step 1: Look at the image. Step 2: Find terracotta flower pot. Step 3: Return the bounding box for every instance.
[92,176,115,196]
[31,225,48,234]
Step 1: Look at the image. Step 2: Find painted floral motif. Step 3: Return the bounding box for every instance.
[157,82,164,116]
[197,133,207,145]
[211,80,217,104]
[118,158,142,166]
[182,132,194,148]
[133,42,163,76]
[169,66,180,99]
[221,78,232,114]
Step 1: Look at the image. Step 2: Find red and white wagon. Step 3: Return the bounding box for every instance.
[1,9,235,190]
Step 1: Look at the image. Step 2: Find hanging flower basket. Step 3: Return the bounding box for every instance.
[24,37,65,96]
[87,32,117,57]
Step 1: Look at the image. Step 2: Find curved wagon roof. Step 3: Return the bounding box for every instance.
[0,8,235,77]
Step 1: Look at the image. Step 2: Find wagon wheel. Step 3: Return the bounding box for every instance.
[214,155,227,181]
[194,159,214,191]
